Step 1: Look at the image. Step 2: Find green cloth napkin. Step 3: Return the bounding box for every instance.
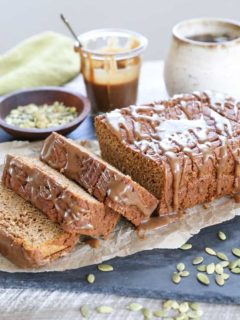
[0,31,80,95]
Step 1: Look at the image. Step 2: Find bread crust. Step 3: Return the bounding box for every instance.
[40,133,158,225]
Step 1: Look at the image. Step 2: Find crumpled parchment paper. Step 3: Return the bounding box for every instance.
[0,139,239,273]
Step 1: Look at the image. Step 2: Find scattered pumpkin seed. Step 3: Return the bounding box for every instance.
[215,274,225,286]
[142,307,152,319]
[153,309,166,318]
[222,273,230,280]
[229,259,240,269]
[216,252,228,261]
[215,264,224,275]
[232,248,240,258]
[192,257,204,265]
[206,263,215,274]
[96,306,113,314]
[127,303,143,311]
[172,272,181,284]
[230,267,240,274]
[80,305,90,318]
[175,316,186,320]
[217,231,226,241]
[197,264,206,272]
[180,243,192,250]
[219,260,229,268]
[197,272,210,285]
[97,264,113,272]
[205,247,216,256]
[163,300,175,310]
[86,273,95,284]
[190,302,200,311]
[187,310,201,318]
[177,263,185,272]
[179,302,189,313]
[188,309,203,318]
[172,301,180,310]
[153,309,167,318]
[180,270,190,277]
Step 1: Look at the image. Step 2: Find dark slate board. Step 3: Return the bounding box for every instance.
[0,212,239,304]
[0,120,240,304]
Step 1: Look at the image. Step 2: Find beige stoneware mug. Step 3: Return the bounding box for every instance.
[164,18,240,97]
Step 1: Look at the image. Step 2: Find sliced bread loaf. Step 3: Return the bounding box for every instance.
[0,183,79,268]
[2,154,119,236]
[40,132,159,226]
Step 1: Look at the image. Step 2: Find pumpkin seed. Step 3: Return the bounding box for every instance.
[232,248,240,258]
[229,259,240,269]
[96,306,113,314]
[215,263,224,275]
[177,263,185,272]
[190,302,200,311]
[188,309,203,318]
[86,273,95,284]
[163,300,174,310]
[219,260,229,268]
[215,274,225,286]
[192,257,204,265]
[80,305,90,318]
[180,270,190,277]
[97,264,113,272]
[206,263,215,274]
[142,307,152,319]
[172,301,180,309]
[197,272,210,285]
[187,310,201,318]
[127,303,143,311]
[216,252,228,261]
[179,302,189,313]
[231,267,240,274]
[222,273,230,280]
[174,314,188,320]
[205,247,216,256]
[172,272,181,284]
[197,264,206,272]
[217,231,226,241]
[175,316,187,320]
[153,309,166,318]
[180,243,192,250]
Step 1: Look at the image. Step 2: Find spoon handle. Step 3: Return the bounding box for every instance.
[60,14,82,48]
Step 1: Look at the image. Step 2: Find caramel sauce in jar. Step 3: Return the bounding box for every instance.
[76,29,148,113]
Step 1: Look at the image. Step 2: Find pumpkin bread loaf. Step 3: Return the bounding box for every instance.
[40,132,158,226]
[0,183,79,268]
[2,154,119,237]
[95,91,240,215]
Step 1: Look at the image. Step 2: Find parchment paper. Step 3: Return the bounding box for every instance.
[0,139,240,273]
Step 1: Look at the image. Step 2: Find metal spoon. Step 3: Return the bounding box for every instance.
[60,14,82,48]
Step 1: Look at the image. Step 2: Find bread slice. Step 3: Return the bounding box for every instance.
[40,132,158,226]
[95,91,240,215]
[0,183,79,268]
[2,154,119,236]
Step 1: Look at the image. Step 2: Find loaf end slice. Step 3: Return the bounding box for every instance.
[40,132,159,226]
[0,183,79,268]
[2,154,119,237]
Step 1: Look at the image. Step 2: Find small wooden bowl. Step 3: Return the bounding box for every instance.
[0,87,90,140]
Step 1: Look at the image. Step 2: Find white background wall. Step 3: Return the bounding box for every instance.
[0,0,239,59]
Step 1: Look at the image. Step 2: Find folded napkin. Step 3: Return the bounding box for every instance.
[0,32,80,95]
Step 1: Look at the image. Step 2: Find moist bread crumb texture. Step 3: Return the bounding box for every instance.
[95,91,240,215]
[40,132,158,226]
[2,154,119,237]
[0,183,79,268]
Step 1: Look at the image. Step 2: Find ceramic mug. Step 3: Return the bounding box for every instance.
[164,18,240,97]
